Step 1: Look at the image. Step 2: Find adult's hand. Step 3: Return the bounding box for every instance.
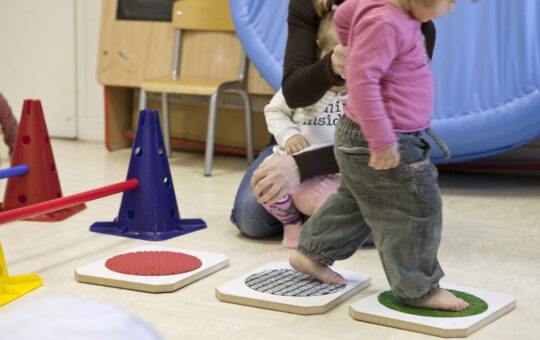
[251,154,301,204]
[331,44,347,79]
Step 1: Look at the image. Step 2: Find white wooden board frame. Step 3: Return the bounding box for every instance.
[75,246,229,293]
[216,261,371,315]
[349,283,516,338]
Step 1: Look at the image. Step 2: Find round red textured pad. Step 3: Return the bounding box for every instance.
[105,251,202,276]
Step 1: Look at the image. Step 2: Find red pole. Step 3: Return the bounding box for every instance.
[0,179,139,225]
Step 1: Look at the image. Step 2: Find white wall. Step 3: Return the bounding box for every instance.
[76,0,104,142]
[0,0,104,141]
[0,0,77,137]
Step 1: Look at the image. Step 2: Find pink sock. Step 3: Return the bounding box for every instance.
[263,194,302,225]
[262,195,303,248]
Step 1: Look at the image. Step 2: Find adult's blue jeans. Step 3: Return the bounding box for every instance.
[230,145,283,238]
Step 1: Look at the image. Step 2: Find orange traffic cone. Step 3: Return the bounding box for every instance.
[1,99,86,221]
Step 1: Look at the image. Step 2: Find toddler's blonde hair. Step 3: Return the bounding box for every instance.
[313,0,334,18]
[317,11,339,58]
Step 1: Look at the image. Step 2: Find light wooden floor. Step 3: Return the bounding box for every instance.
[1,139,539,340]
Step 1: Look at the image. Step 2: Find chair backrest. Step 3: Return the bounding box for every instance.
[170,0,247,84]
[173,0,235,32]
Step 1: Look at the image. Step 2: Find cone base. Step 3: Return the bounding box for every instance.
[0,273,43,307]
[89,218,207,241]
[24,203,87,222]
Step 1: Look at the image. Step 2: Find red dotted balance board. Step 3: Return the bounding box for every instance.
[75,246,229,293]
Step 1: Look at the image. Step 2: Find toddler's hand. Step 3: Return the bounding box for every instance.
[369,143,400,170]
[285,135,309,155]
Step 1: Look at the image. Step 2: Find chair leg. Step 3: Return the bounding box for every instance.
[161,93,171,157]
[204,92,219,176]
[239,90,254,164]
[139,89,147,112]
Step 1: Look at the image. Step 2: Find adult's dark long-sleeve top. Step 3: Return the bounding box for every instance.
[282,0,436,181]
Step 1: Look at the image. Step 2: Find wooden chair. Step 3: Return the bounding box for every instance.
[139,0,253,176]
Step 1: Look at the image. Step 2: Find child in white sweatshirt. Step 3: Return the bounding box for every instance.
[261,10,344,248]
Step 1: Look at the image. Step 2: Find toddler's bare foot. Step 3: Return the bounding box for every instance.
[289,251,346,285]
[411,288,469,311]
[282,223,301,248]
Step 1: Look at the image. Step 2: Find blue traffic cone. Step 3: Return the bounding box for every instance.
[90,110,206,241]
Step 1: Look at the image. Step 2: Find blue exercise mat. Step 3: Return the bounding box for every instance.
[230,0,540,163]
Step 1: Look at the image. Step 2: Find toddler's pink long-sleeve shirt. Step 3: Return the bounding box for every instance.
[334,0,434,151]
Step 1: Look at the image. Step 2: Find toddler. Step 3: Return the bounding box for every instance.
[290,0,470,312]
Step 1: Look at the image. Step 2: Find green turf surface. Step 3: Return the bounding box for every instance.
[378,290,488,317]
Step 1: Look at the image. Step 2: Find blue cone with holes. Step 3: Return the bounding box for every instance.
[90,110,206,241]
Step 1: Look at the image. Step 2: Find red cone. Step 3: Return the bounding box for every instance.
[1,99,85,221]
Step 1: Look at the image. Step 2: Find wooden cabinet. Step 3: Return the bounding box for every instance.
[98,0,273,151]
